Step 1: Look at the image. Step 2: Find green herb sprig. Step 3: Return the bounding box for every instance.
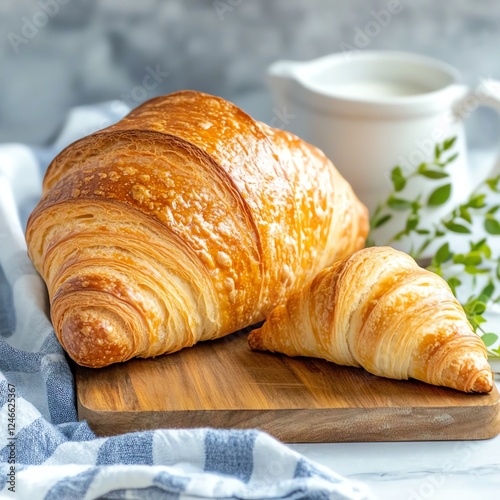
[370,137,500,356]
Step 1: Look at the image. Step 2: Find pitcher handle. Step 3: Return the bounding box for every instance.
[453,79,500,115]
[453,79,500,181]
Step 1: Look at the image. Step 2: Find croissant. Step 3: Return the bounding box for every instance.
[248,246,493,393]
[26,90,368,368]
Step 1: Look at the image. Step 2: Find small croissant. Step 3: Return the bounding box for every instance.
[249,246,493,393]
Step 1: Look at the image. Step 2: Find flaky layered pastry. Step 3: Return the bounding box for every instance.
[249,246,493,393]
[26,90,368,367]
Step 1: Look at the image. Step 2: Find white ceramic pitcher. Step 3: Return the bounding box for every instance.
[267,51,500,220]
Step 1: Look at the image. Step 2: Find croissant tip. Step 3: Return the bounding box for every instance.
[59,307,131,368]
[248,328,265,351]
[471,371,494,393]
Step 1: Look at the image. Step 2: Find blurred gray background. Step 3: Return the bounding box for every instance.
[0,0,499,145]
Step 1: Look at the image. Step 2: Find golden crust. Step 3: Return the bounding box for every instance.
[248,246,493,393]
[26,90,368,368]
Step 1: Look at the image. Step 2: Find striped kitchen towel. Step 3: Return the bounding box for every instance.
[0,102,371,500]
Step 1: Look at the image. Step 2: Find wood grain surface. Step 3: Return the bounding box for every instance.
[75,331,500,442]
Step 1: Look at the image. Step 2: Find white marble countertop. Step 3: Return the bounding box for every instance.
[292,375,500,500]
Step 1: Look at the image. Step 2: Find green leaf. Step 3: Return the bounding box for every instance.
[479,281,495,300]
[444,152,459,165]
[468,194,486,209]
[481,244,492,259]
[469,239,492,258]
[434,242,451,265]
[459,206,472,223]
[448,276,462,288]
[487,176,500,192]
[416,229,431,235]
[393,229,408,241]
[405,214,419,231]
[434,143,441,160]
[470,238,487,251]
[453,254,465,264]
[443,221,471,233]
[443,137,457,151]
[391,166,406,192]
[481,333,499,347]
[419,169,450,179]
[447,276,462,296]
[487,205,500,215]
[417,162,427,174]
[471,301,487,315]
[371,204,382,219]
[464,251,483,266]
[472,314,487,326]
[484,216,500,235]
[427,184,452,207]
[472,240,492,258]
[415,238,432,259]
[373,213,392,229]
[411,199,422,212]
[464,265,489,274]
[388,195,412,211]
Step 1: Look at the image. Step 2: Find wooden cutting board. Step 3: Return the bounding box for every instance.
[75,330,500,442]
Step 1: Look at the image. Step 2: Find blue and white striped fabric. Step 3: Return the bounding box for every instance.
[0,103,371,499]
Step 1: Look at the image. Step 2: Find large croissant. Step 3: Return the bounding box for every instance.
[26,91,368,368]
[248,246,493,393]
